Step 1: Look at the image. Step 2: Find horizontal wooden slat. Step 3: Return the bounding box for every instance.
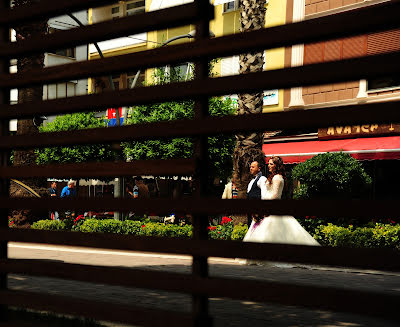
[2,231,400,271]
[0,99,399,150]
[0,0,115,26]
[0,159,196,178]
[1,50,399,123]
[1,258,399,318]
[1,0,399,75]
[0,198,399,219]
[0,289,193,326]
[0,3,213,59]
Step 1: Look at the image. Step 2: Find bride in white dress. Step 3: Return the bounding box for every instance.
[243,156,320,246]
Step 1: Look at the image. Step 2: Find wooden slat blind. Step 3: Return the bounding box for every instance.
[1,0,400,325]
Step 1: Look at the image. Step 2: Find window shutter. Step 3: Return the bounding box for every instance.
[367,29,400,55]
[324,40,341,61]
[342,35,366,59]
[304,42,324,64]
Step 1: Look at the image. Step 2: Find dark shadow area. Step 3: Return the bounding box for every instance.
[7,260,400,327]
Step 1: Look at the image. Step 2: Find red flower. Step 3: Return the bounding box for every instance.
[212,226,216,231]
[141,225,146,228]
[221,216,232,225]
[218,231,221,234]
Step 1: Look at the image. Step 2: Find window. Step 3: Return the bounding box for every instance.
[157,63,192,84]
[111,6,120,19]
[366,29,400,92]
[46,82,76,99]
[112,74,120,90]
[223,0,238,13]
[367,76,400,92]
[126,0,145,16]
[111,0,145,18]
[127,71,146,88]
[48,28,76,58]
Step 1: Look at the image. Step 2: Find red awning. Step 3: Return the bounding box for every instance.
[263,136,400,164]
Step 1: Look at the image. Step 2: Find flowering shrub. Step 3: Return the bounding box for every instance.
[208,216,234,240]
[72,215,86,231]
[8,217,15,228]
[221,216,232,225]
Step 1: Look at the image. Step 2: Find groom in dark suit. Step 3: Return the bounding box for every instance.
[246,160,266,226]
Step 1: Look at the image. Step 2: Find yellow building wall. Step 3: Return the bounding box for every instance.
[88,0,287,110]
[212,1,287,113]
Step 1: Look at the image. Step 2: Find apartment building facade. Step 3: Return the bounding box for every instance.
[88,0,288,113]
[10,11,88,131]
[263,0,400,198]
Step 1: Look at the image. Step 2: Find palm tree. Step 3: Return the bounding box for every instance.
[233,0,267,198]
[10,0,48,226]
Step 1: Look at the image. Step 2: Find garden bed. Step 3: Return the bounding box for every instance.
[27,216,400,249]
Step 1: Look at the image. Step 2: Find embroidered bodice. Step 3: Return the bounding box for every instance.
[261,174,284,200]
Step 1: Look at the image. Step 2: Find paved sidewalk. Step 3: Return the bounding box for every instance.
[7,242,400,327]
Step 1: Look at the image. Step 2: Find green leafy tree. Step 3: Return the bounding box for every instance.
[36,112,116,165]
[123,63,236,181]
[292,152,372,200]
[123,97,236,181]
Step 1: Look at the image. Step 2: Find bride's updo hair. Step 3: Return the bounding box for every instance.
[267,156,286,184]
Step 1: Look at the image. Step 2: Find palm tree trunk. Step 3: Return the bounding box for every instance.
[233,0,267,198]
[10,0,48,227]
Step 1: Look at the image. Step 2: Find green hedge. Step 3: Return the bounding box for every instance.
[32,218,245,241]
[315,223,400,250]
[31,220,68,231]
[31,218,400,249]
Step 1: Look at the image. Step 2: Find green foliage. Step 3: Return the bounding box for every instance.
[231,223,249,241]
[31,219,67,231]
[36,112,116,166]
[292,152,372,199]
[123,97,236,180]
[315,223,400,250]
[31,218,400,250]
[79,219,193,238]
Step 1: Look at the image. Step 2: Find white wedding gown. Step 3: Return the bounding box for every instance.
[243,174,320,246]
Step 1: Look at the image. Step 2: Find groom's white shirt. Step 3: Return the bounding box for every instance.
[247,172,267,193]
